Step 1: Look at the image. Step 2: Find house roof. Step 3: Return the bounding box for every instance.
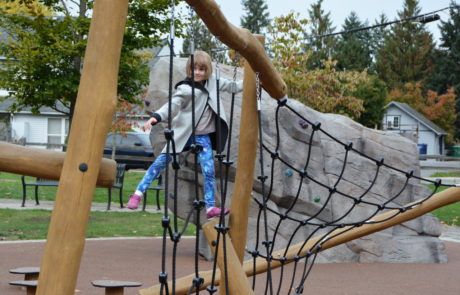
[0,98,69,115]
[385,101,447,135]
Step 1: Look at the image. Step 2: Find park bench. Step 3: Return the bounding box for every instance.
[21,164,127,210]
[91,280,142,295]
[143,174,164,211]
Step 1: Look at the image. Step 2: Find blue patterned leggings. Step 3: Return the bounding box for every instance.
[136,134,215,208]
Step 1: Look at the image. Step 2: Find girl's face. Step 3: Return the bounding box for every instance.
[193,64,207,83]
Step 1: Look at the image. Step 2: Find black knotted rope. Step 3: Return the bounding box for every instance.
[158,4,242,295]
[249,96,454,294]
[157,4,455,294]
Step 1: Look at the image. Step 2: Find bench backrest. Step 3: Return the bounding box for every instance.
[114,163,126,187]
[36,178,59,185]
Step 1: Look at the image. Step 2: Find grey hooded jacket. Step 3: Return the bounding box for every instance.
[153,75,243,154]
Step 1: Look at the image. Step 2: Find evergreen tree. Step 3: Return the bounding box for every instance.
[370,13,389,53]
[368,13,389,74]
[375,0,435,89]
[425,2,460,139]
[306,0,336,68]
[181,15,224,61]
[240,0,270,34]
[334,11,372,71]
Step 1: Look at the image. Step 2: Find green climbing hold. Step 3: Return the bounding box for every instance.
[313,197,321,203]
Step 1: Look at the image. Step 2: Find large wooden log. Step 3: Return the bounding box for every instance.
[184,0,287,99]
[35,1,128,294]
[140,187,460,295]
[0,142,116,187]
[203,220,254,295]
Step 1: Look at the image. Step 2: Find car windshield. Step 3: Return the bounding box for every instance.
[135,133,151,146]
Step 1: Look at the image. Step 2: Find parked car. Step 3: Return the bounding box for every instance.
[103,132,154,170]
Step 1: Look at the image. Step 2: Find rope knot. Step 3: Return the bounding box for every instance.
[158,272,168,284]
[164,129,174,141]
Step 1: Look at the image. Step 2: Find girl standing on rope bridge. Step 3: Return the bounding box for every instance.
[127,50,243,220]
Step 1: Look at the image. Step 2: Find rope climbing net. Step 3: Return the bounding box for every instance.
[248,93,455,294]
[149,2,456,295]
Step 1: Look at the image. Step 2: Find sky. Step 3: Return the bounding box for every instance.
[212,0,456,45]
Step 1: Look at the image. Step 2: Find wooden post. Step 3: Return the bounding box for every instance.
[203,220,254,295]
[0,142,116,187]
[35,1,128,294]
[228,35,264,263]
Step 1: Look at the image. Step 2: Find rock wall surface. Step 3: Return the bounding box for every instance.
[144,57,446,263]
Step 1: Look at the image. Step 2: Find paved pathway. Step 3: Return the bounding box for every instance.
[0,198,162,213]
[1,197,460,294]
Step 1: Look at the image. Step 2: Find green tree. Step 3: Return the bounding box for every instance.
[354,76,387,128]
[334,11,372,71]
[425,3,460,139]
[306,0,336,68]
[375,0,435,89]
[240,0,270,34]
[0,0,175,129]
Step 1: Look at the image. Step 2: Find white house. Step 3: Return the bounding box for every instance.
[0,99,70,150]
[0,98,150,150]
[382,101,447,156]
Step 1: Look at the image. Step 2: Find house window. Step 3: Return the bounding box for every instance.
[386,115,401,130]
[47,118,69,150]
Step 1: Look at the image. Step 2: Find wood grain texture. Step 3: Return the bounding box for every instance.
[35,1,129,294]
[0,142,116,187]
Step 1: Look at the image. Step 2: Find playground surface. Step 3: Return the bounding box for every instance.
[1,237,460,295]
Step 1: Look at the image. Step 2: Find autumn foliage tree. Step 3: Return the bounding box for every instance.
[0,0,52,15]
[389,82,457,142]
[107,98,143,158]
[268,12,368,119]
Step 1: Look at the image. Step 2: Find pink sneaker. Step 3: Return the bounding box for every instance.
[206,207,230,220]
[127,194,141,210]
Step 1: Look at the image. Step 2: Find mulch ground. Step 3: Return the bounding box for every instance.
[1,238,459,295]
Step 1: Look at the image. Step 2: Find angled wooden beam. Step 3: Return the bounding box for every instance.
[35,1,129,294]
[140,187,460,294]
[202,220,254,295]
[245,187,460,274]
[0,142,116,187]
[184,0,287,99]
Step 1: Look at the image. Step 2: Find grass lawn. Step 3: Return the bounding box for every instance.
[0,171,196,240]
[0,208,195,241]
[429,184,460,226]
[426,172,460,226]
[1,170,459,240]
[430,171,460,177]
